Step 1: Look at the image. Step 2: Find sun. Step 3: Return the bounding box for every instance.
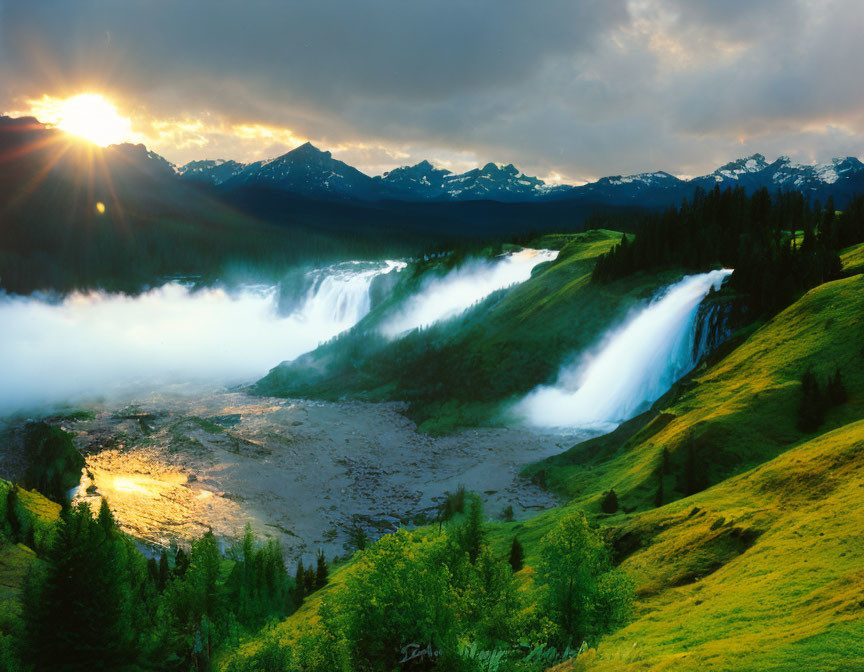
[35,93,135,147]
[55,94,132,146]
[21,93,135,146]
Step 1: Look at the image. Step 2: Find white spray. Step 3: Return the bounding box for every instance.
[380,248,558,337]
[518,269,733,431]
[0,260,404,414]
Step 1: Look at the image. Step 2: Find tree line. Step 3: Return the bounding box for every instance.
[12,503,307,672]
[229,496,633,672]
[591,186,864,315]
[0,484,633,672]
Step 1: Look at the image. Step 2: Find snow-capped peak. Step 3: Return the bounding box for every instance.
[713,153,770,180]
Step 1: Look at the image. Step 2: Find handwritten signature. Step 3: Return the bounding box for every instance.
[399,643,441,664]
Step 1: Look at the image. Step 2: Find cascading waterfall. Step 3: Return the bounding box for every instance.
[292,260,405,328]
[380,248,558,337]
[518,269,733,431]
[0,260,404,414]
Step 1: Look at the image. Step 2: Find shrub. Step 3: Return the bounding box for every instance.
[22,423,85,503]
[439,486,467,523]
[600,489,618,514]
[348,524,369,551]
[508,537,524,572]
[226,633,292,672]
[538,511,633,647]
[322,530,464,670]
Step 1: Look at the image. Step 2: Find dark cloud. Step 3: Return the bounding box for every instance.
[1,0,863,178]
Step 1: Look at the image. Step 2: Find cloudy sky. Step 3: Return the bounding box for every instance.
[2,0,862,183]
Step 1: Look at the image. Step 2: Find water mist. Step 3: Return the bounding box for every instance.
[518,269,733,431]
[0,260,404,414]
[380,248,557,337]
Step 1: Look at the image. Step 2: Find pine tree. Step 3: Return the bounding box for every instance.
[147,556,159,588]
[97,497,115,532]
[315,549,329,589]
[294,560,305,606]
[654,472,664,508]
[6,484,20,542]
[661,447,671,475]
[508,537,524,572]
[600,489,618,513]
[23,502,136,670]
[304,566,316,595]
[456,496,486,563]
[798,368,827,432]
[174,547,190,578]
[158,549,170,592]
[681,439,709,495]
[190,530,222,620]
[827,368,848,406]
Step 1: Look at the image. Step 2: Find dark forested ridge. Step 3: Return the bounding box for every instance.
[0,116,635,295]
[592,186,864,314]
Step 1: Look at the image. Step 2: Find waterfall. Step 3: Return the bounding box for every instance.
[518,269,733,431]
[380,248,558,337]
[291,260,405,329]
[0,260,404,414]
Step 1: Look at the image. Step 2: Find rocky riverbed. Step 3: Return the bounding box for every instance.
[27,389,586,562]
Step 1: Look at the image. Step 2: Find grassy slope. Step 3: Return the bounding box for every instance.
[527,272,864,511]
[0,481,61,614]
[553,420,864,672]
[840,241,864,276]
[229,251,864,671]
[530,260,864,670]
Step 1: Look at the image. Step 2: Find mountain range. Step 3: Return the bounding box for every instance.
[177,142,864,207]
[4,114,862,209]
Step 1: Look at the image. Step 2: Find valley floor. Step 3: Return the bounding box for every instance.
[17,391,582,562]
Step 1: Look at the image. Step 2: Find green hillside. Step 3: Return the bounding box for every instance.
[226,234,864,671]
[558,419,864,672]
[0,480,61,663]
[840,241,864,276]
[258,229,689,433]
[527,271,864,510]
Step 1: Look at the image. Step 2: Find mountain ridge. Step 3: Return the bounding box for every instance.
[4,116,863,207]
[176,142,864,206]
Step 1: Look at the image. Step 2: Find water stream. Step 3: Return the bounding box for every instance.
[518,269,733,431]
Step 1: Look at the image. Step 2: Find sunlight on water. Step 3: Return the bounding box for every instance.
[517,269,733,430]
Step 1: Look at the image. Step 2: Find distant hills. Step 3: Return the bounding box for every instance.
[177,141,864,207]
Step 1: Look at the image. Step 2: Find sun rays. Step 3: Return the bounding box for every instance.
[24,93,136,146]
[0,95,140,227]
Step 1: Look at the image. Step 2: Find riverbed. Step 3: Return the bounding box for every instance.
[31,389,586,562]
